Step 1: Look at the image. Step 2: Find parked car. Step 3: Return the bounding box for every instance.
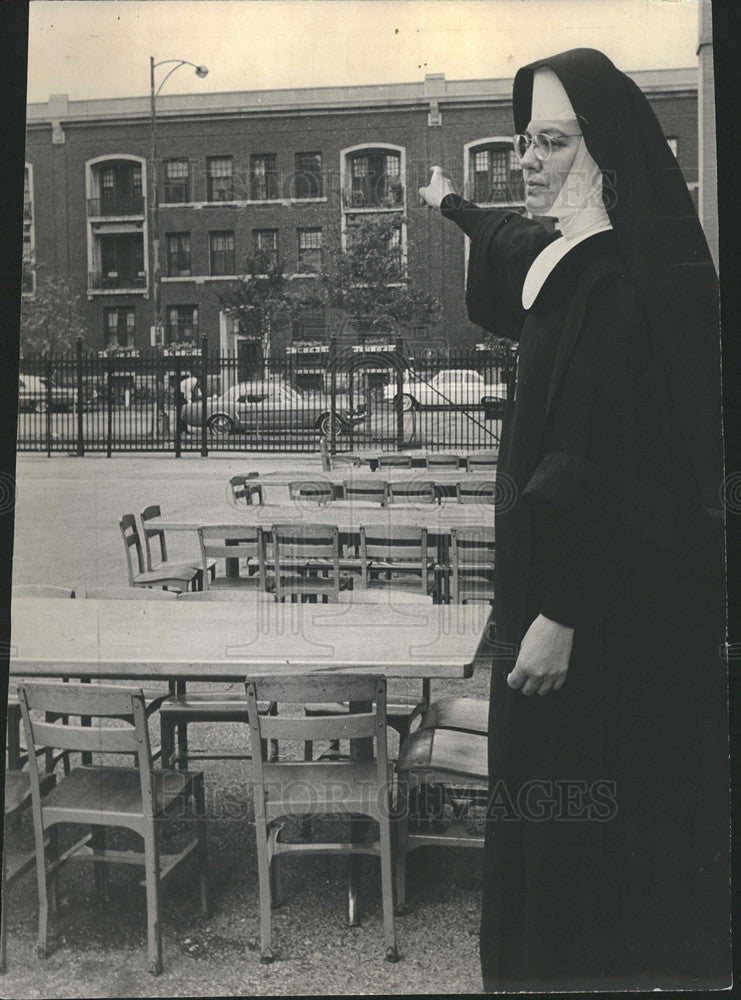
[183,380,367,437]
[383,368,508,412]
[18,374,77,413]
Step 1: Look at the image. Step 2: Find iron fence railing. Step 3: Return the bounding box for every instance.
[16,337,515,457]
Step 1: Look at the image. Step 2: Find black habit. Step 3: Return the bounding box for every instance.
[441,48,729,994]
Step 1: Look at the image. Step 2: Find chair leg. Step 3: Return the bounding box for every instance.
[193,774,209,918]
[34,822,50,959]
[378,808,399,962]
[90,825,108,902]
[254,816,274,963]
[143,822,163,975]
[346,818,364,927]
[48,827,61,916]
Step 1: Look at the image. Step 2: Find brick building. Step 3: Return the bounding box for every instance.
[24,68,702,362]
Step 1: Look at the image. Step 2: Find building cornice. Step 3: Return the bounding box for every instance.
[26,67,698,128]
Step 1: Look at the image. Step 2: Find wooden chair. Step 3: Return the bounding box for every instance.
[360,524,437,597]
[80,587,178,601]
[245,674,398,964]
[229,474,264,506]
[16,681,208,974]
[465,450,498,472]
[377,453,412,468]
[423,453,460,469]
[11,586,75,599]
[198,525,268,592]
[2,770,57,972]
[395,719,488,910]
[387,480,437,505]
[119,515,195,593]
[141,505,215,588]
[449,526,495,604]
[455,479,497,505]
[342,477,388,505]
[287,480,334,505]
[272,523,351,603]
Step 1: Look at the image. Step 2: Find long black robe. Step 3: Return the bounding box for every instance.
[442,196,730,991]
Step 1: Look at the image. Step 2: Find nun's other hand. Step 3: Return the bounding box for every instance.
[419,166,456,208]
[507,614,574,696]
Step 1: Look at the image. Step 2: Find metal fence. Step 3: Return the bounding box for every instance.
[16,337,515,457]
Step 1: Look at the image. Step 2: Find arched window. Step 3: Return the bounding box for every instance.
[342,146,404,210]
[464,139,525,208]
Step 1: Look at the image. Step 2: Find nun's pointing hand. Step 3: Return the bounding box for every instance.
[419,166,456,209]
[507,614,574,696]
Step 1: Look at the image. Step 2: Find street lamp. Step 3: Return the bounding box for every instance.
[149,57,208,433]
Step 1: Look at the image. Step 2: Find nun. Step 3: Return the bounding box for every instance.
[420,48,729,991]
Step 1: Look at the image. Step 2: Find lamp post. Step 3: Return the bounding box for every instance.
[149,57,208,435]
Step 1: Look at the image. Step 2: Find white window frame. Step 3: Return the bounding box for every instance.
[339,143,407,266]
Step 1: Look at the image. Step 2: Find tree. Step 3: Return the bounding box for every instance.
[20,274,88,356]
[320,214,442,335]
[219,249,304,359]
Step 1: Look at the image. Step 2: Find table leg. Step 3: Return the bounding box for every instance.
[226,538,240,580]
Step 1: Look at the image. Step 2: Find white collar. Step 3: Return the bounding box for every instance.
[521,220,613,310]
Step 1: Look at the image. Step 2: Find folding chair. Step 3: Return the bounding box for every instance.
[16,682,208,974]
[287,480,334,505]
[465,451,498,472]
[360,524,437,597]
[387,480,437,505]
[449,526,495,604]
[342,477,388,505]
[455,479,497,505]
[423,453,460,469]
[245,674,398,963]
[377,453,412,468]
[198,525,269,592]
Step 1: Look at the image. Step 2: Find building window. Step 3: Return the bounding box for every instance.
[167,305,199,344]
[209,231,235,276]
[666,136,679,158]
[23,164,34,294]
[297,228,323,274]
[346,149,403,208]
[104,307,136,349]
[292,306,326,341]
[253,229,279,267]
[250,154,278,200]
[96,235,145,289]
[166,232,192,277]
[163,159,190,203]
[469,144,524,204]
[293,153,323,199]
[206,156,234,201]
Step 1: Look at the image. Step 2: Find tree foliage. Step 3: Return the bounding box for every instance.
[20,274,88,355]
[320,214,442,333]
[219,249,302,340]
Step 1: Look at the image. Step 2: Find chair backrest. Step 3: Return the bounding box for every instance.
[466,451,498,472]
[456,479,497,505]
[245,673,388,787]
[288,480,334,504]
[140,504,166,568]
[81,587,178,600]
[330,454,361,469]
[387,480,437,505]
[199,525,266,590]
[377,454,412,468]
[230,476,264,506]
[450,527,495,603]
[119,514,145,583]
[11,585,75,599]
[342,477,388,505]
[360,525,429,589]
[424,453,460,469]
[272,523,341,601]
[16,681,156,815]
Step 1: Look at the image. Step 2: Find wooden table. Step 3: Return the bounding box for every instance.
[152,500,493,537]
[10,596,493,925]
[9,598,494,683]
[254,468,495,500]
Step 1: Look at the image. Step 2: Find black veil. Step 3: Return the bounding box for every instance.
[513,48,723,519]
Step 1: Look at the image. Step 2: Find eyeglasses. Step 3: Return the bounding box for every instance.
[512,133,582,161]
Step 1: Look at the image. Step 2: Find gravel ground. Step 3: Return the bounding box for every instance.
[5,454,492,996]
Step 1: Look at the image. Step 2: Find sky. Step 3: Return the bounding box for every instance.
[26,0,703,104]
